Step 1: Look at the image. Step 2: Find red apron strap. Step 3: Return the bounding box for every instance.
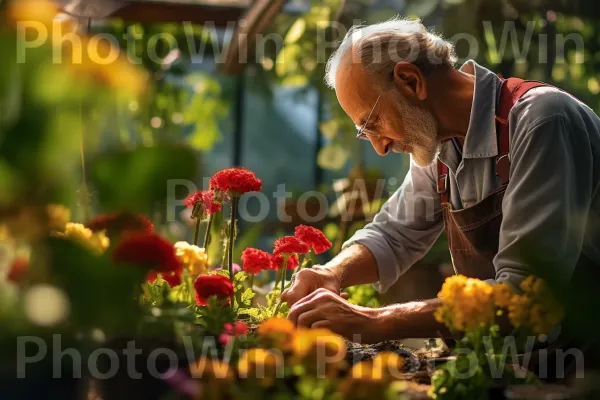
[436,77,549,203]
[494,78,547,184]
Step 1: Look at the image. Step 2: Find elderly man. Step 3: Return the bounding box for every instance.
[281,18,600,345]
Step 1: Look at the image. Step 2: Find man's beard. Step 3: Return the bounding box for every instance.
[389,92,440,167]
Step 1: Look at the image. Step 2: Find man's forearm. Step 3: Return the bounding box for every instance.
[371,298,451,340]
[324,244,379,289]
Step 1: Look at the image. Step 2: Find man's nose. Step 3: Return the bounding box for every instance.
[370,136,391,156]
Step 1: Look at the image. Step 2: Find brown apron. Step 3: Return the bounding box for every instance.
[437,77,599,381]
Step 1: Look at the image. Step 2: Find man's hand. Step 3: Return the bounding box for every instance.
[287,288,386,343]
[281,266,342,307]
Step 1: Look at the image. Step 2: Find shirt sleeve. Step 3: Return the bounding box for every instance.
[342,156,445,293]
[494,114,594,289]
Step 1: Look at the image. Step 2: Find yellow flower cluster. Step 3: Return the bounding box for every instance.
[256,317,296,350]
[434,275,497,332]
[7,0,146,96]
[46,204,71,232]
[339,352,405,399]
[256,318,347,377]
[190,358,232,400]
[291,328,347,377]
[508,276,564,336]
[237,348,284,388]
[191,319,415,399]
[174,241,208,276]
[7,0,59,29]
[53,223,109,256]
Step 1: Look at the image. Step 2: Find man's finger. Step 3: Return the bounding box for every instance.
[297,309,326,328]
[280,275,310,305]
[288,289,338,325]
[341,292,350,300]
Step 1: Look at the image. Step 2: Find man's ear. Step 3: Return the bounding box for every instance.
[393,62,427,101]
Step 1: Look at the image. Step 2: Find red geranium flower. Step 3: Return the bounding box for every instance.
[194,274,234,306]
[146,269,182,288]
[7,257,28,282]
[294,225,332,255]
[273,236,309,256]
[184,190,222,215]
[112,233,181,273]
[209,168,262,196]
[271,254,299,271]
[225,321,249,336]
[87,212,154,237]
[241,248,272,274]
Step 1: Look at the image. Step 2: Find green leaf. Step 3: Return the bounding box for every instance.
[241,288,255,303]
[284,18,306,44]
[280,74,309,87]
[317,143,349,171]
[234,271,248,283]
[405,0,438,17]
[319,119,339,140]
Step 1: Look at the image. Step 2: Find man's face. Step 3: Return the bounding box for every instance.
[335,57,440,167]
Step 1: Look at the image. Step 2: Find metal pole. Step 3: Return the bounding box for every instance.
[314,88,324,187]
[232,72,245,166]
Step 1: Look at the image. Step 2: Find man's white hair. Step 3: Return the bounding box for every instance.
[325,17,457,89]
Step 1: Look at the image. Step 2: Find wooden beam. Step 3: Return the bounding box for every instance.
[111,2,245,26]
[219,0,287,74]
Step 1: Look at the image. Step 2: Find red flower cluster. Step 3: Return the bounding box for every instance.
[194,274,234,306]
[146,270,182,288]
[87,212,154,237]
[271,254,299,271]
[184,190,222,215]
[241,248,273,274]
[112,233,181,274]
[273,236,309,256]
[219,321,249,345]
[209,168,262,196]
[294,225,332,254]
[7,257,28,283]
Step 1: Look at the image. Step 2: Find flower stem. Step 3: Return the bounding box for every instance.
[202,214,213,249]
[193,217,201,246]
[228,197,239,306]
[273,254,289,316]
[249,272,255,306]
[280,255,288,295]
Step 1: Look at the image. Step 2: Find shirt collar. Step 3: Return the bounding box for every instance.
[438,60,502,164]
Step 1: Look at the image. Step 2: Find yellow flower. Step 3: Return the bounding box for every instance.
[291,328,347,377]
[508,276,564,335]
[53,223,109,255]
[190,358,232,400]
[436,275,497,332]
[493,282,514,308]
[46,204,70,232]
[237,349,283,388]
[65,36,147,96]
[372,352,405,379]
[257,318,296,350]
[0,225,10,242]
[174,241,208,276]
[339,357,402,400]
[7,0,59,28]
[190,357,233,381]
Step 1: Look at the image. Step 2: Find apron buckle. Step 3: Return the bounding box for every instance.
[437,174,448,194]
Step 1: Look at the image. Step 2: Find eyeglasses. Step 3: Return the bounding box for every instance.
[355,94,381,141]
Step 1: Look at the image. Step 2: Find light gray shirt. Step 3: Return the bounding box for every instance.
[344,60,600,293]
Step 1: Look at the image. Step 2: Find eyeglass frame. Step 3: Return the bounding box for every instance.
[355,93,382,141]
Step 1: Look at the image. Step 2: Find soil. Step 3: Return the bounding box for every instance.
[345,340,423,374]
